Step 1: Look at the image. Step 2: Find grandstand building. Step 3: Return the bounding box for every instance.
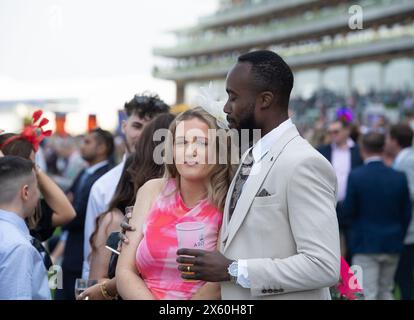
[153,0,414,104]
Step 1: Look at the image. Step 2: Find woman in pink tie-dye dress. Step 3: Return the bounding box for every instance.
[116,107,234,300]
[135,178,223,299]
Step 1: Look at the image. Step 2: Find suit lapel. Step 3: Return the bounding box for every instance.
[220,149,250,250]
[222,126,300,252]
[326,145,332,163]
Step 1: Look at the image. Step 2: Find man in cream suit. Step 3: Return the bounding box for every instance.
[177,50,340,300]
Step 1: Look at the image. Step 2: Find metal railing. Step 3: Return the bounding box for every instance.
[154,0,409,57]
[153,26,414,80]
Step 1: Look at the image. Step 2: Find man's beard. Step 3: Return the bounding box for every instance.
[236,105,259,153]
[82,154,95,163]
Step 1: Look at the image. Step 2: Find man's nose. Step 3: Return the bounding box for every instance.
[223,100,231,115]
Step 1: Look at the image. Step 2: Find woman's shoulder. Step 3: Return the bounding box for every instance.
[135,178,169,211]
[138,178,168,197]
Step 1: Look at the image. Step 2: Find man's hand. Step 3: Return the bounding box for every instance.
[176,249,233,282]
[118,212,135,247]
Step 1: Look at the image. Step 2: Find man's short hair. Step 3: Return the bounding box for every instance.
[361,132,385,154]
[238,50,294,107]
[124,93,170,120]
[0,156,35,204]
[332,119,351,129]
[91,128,114,158]
[389,124,413,149]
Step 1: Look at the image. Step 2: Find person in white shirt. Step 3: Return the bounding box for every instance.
[319,120,363,203]
[317,119,363,262]
[82,94,170,278]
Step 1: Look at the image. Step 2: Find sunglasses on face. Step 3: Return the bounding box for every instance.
[328,129,341,135]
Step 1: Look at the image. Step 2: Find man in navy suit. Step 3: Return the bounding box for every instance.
[341,132,411,300]
[56,128,114,300]
[318,119,363,263]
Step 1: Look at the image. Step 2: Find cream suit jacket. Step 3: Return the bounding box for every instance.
[220,125,340,300]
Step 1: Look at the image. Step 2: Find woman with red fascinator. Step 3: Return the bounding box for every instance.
[0,110,76,269]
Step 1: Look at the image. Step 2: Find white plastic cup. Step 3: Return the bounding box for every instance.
[176,221,205,250]
[176,221,205,281]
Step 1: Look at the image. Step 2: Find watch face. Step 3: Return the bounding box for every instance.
[229,262,238,276]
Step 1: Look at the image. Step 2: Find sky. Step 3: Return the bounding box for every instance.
[0,0,218,132]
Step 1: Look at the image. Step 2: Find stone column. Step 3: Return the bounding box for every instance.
[176,82,185,104]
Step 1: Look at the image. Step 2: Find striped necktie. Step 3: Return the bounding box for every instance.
[228,149,254,221]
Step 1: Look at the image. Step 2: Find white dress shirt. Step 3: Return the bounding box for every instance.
[364,156,383,165]
[331,138,354,202]
[236,119,294,288]
[85,159,110,176]
[82,155,126,279]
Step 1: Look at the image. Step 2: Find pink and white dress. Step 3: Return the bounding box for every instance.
[135,179,223,300]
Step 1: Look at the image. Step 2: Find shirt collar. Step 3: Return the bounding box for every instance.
[332,138,355,150]
[394,148,411,167]
[364,156,383,165]
[86,160,109,175]
[69,151,81,161]
[0,209,30,238]
[252,118,294,163]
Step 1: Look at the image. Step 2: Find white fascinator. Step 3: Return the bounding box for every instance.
[191,82,229,129]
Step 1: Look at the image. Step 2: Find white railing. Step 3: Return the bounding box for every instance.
[154,0,408,57]
[154,25,414,79]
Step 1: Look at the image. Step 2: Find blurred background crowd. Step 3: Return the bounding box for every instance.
[1,0,414,300]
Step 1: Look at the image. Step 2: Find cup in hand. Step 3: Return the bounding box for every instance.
[74,279,98,299]
[176,222,205,281]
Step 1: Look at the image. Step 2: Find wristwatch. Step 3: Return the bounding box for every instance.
[227,260,238,283]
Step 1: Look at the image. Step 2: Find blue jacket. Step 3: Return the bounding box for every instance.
[317,143,363,171]
[341,160,412,254]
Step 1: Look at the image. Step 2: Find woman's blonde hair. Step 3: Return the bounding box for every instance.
[164,107,235,211]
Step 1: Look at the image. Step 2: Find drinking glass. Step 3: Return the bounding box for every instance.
[74,279,98,299]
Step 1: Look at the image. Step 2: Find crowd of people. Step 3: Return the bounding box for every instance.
[0,50,413,300]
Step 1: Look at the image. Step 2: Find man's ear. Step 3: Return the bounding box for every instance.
[259,91,274,110]
[21,185,29,201]
[121,120,127,135]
